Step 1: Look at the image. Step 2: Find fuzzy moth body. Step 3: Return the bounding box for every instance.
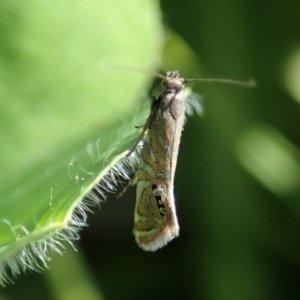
[133,71,186,251]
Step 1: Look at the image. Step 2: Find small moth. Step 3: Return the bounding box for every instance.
[123,70,254,251]
[132,71,185,251]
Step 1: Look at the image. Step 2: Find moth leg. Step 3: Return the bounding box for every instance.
[127,96,160,156]
[126,128,148,157]
[116,174,138,199]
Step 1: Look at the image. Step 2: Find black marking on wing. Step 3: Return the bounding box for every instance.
[152,184,166,217]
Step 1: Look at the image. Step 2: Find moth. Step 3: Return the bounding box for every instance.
[123,70,254,251]
[125,70,183,252]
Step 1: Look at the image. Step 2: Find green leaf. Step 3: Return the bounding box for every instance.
[0,0,162,284]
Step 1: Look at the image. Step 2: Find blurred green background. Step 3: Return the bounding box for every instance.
[1,0,300,299]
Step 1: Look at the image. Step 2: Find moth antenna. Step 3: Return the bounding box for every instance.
[185,78,256,88]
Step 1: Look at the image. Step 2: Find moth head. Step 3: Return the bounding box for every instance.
[162,70,185,92]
